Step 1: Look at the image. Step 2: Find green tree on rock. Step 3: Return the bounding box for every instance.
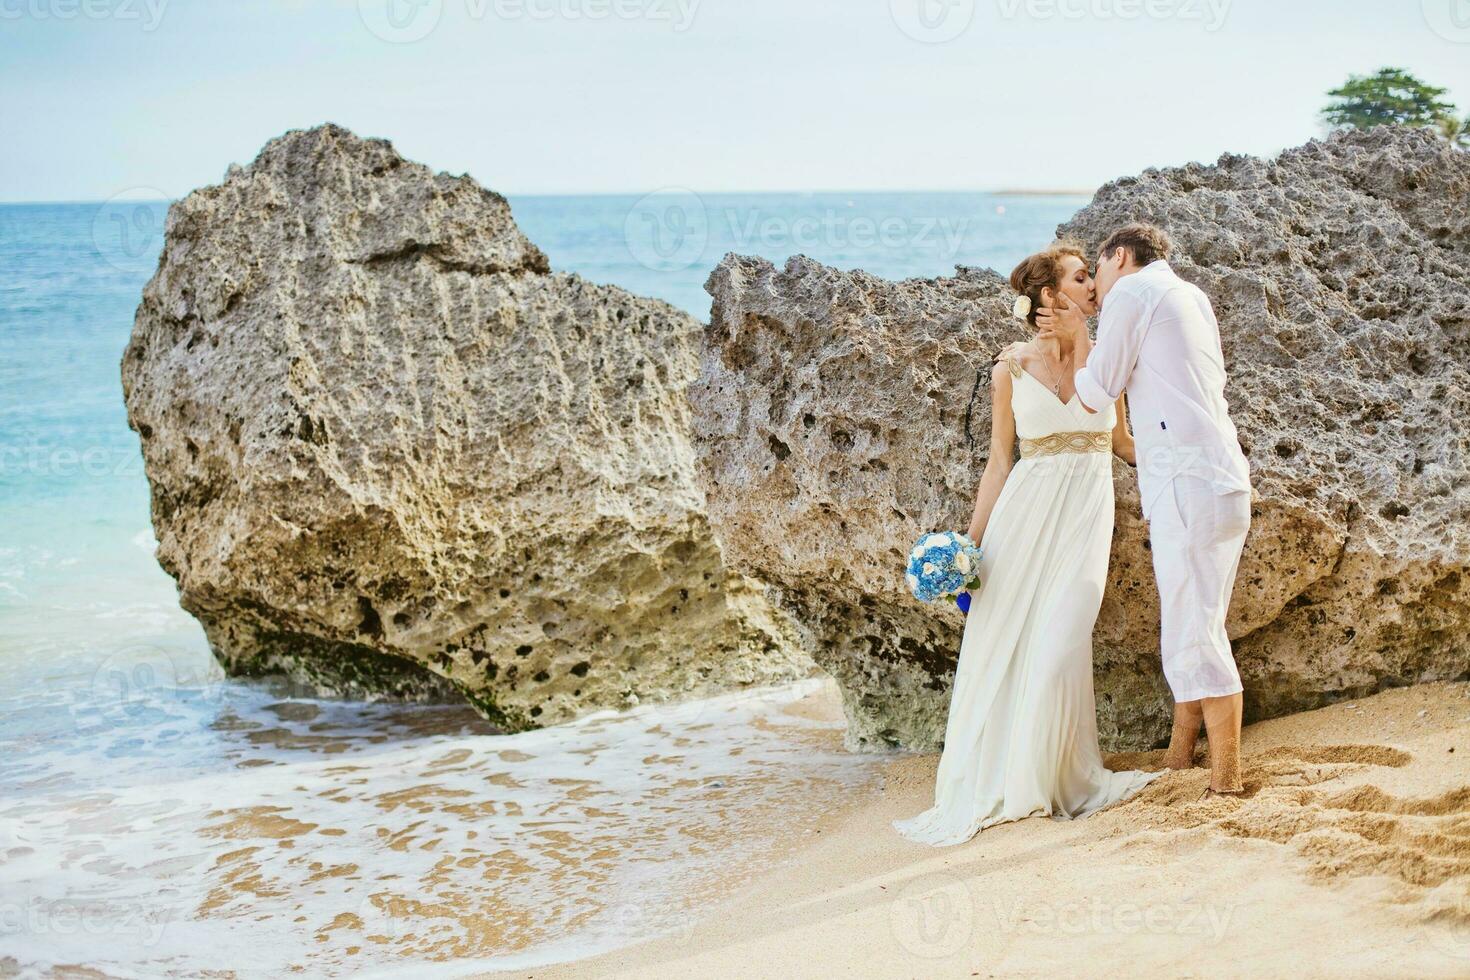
[1441,114,1470,149]
[1322,68,1461,142]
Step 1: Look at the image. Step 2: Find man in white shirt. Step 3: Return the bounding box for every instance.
[1037,223,1253,795]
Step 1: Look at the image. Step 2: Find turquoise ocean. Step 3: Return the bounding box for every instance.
[0,192,1087,975]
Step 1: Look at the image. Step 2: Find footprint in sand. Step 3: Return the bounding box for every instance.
[1117,744,1470,925]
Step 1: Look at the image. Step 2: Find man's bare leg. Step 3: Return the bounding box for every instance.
[1161,699,1204,769]
[1201,692,1244,793]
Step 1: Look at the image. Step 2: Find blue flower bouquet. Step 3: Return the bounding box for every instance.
[905,531,984,614]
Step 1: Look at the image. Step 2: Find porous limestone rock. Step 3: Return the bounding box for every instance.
[122,123,809,730]
[694,127,1470,751]
[1066,126,1470,740]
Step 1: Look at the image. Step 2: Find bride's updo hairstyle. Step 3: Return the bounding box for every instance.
[1008,241,1085,328]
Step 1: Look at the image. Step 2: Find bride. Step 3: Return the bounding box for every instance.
[892,242,1164,847]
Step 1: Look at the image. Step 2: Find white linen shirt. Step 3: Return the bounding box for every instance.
[1073,259,1252,522]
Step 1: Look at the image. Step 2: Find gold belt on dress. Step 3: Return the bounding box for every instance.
[1018,430,1113,459]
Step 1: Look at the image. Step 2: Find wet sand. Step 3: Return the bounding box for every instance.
[510,681,1470,979]
[1,677,886,977]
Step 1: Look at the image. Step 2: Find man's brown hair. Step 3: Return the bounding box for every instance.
[1098,222,1172,268]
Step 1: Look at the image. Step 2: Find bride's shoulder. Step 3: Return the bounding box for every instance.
[990,355,1020,389]
[994,340,1030,377]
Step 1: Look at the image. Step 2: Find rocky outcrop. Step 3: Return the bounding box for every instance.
[122,124,809,730]
[694,127,1470,751]
[1066,127,1470,739]
[693,259,1017,750]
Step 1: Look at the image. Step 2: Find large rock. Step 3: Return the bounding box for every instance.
[122,124,809,730]
[1066,126,1470,736]
[694,128,1470,751]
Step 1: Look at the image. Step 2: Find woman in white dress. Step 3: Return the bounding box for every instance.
[893,242,1164,847]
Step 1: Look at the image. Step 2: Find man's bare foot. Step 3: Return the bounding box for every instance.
[1201,693,1245,793]
[1206,733,1244,792]
[1162,740,1198,770]
[1208,766,1245,794]
[1162,701,1204,770]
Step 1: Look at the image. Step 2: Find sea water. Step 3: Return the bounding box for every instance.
[0,192,1086,976]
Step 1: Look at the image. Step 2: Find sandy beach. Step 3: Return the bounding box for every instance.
[509,680,1470,979]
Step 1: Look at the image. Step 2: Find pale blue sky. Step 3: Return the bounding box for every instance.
[2,0,1467,200]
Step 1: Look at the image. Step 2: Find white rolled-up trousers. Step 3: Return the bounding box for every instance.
[1147,475,1251,703]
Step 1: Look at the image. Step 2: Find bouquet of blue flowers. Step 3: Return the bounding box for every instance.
[905,531,984,614]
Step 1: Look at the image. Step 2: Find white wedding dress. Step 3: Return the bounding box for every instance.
[892,354,1164,847]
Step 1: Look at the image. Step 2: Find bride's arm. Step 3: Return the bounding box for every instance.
[965,362,1017,544]
[1111,391,1137,466]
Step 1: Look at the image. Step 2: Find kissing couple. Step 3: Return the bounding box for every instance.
[894,222,1254,847]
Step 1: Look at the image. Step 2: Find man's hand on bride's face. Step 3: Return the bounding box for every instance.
[1035,293,1088,342]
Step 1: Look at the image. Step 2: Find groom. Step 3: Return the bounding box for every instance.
[1036,223,1253,794]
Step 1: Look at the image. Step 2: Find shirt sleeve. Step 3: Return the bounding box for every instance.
[1074,286,1149,414]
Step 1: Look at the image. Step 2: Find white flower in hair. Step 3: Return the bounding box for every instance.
[1012,295,1032,320]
